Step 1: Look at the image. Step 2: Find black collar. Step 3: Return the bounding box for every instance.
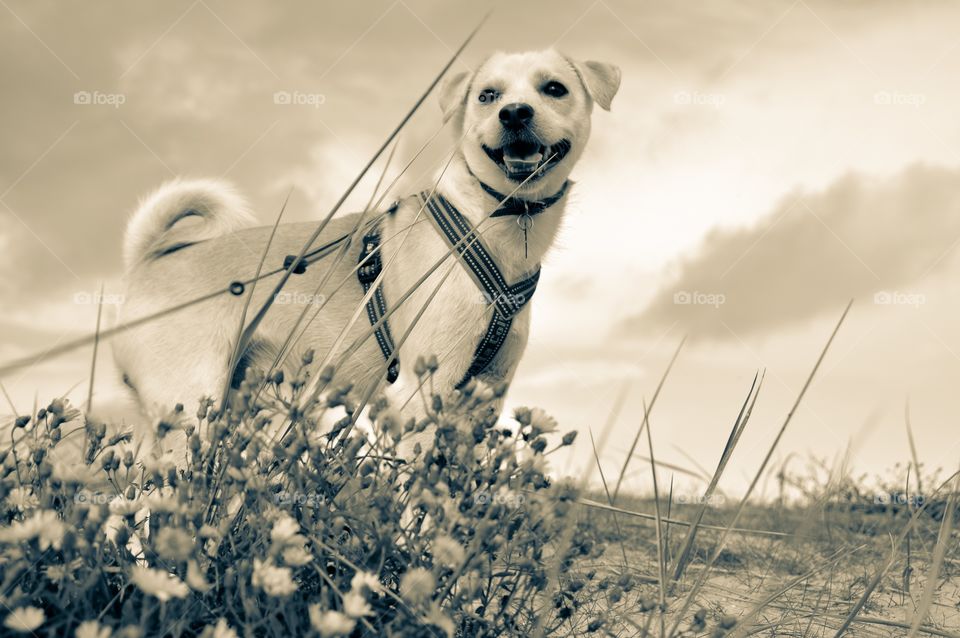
[476,179,570,218]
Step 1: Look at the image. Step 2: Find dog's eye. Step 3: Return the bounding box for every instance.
[478,88,499,104]
[542,81,568,98]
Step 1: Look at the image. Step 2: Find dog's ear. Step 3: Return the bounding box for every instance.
[437,70,473,122]
[570,59,621,110]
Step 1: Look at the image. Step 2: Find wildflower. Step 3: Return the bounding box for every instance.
[529,407,558,434]
[432,534,465,567]
[399,567,435,605]
[270,514,300,544]
[281,543,313,567]
[142,486,180,513]
[202,618,238,638]
[130,566,189,601]
[109,494,143,517]
[154,527,193,562]
[350,570,382,594]
[341,590,372,618]
[251,558,297,596]
[3,606,44,633]
[5,487,38,511]
[309,606,355,637]
[76,620,111,638]
[0,510,66,550]
[377,408,404,440]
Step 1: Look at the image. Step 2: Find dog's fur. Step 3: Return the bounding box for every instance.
[113,49,620,444]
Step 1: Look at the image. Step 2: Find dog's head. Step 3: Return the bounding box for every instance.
[438,49,620,196]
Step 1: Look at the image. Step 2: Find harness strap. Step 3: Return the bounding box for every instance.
[419,191,541,388]
[359,192,549,388]
[357,220,400,383]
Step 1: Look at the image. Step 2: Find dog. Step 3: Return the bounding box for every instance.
[113,49,620,452]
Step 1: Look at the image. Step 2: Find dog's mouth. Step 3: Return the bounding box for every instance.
[482,139,572,182]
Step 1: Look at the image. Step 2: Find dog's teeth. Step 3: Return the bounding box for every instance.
[504,152,543,171]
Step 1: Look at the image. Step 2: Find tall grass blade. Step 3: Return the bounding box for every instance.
[642,398,668,635]
[612,337,686,503]
[905,399,923,497]
[671,371,763,585]
[589,429,629,565]
[86,282,105,412]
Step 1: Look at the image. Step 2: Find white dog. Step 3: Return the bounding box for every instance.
[113,49,620,446]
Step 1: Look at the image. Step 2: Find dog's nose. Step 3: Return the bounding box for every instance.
[498,102,534,130]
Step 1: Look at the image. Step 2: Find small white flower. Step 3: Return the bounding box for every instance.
[75,619,111,638]
[109,494,143,516]
[130,566,189,602]
[208,618,238,638]
[5,487,38,512]
[3,606,44,633]
[341,590,372,618]
[251,559,297,597]
[399,567,435,605]
[281,544,313,567]
[529,407,557,434]
[350,570,382,594]
[432,535,465,568]
[309,606,355,637]
[0,510,66,550]
[270,514,300,545]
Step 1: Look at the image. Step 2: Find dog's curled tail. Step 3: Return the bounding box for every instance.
[123,178,257,268]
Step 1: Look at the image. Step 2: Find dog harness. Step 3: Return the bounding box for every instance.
[358,181,568,388]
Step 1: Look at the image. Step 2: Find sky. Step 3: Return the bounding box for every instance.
[1,0,959,497]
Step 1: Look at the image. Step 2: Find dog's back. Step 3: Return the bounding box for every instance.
[114,183,382,435]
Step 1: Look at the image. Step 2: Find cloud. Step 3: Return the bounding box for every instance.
[621,163,960,339]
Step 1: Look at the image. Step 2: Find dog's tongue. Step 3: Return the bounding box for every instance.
[503,151,543,173]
